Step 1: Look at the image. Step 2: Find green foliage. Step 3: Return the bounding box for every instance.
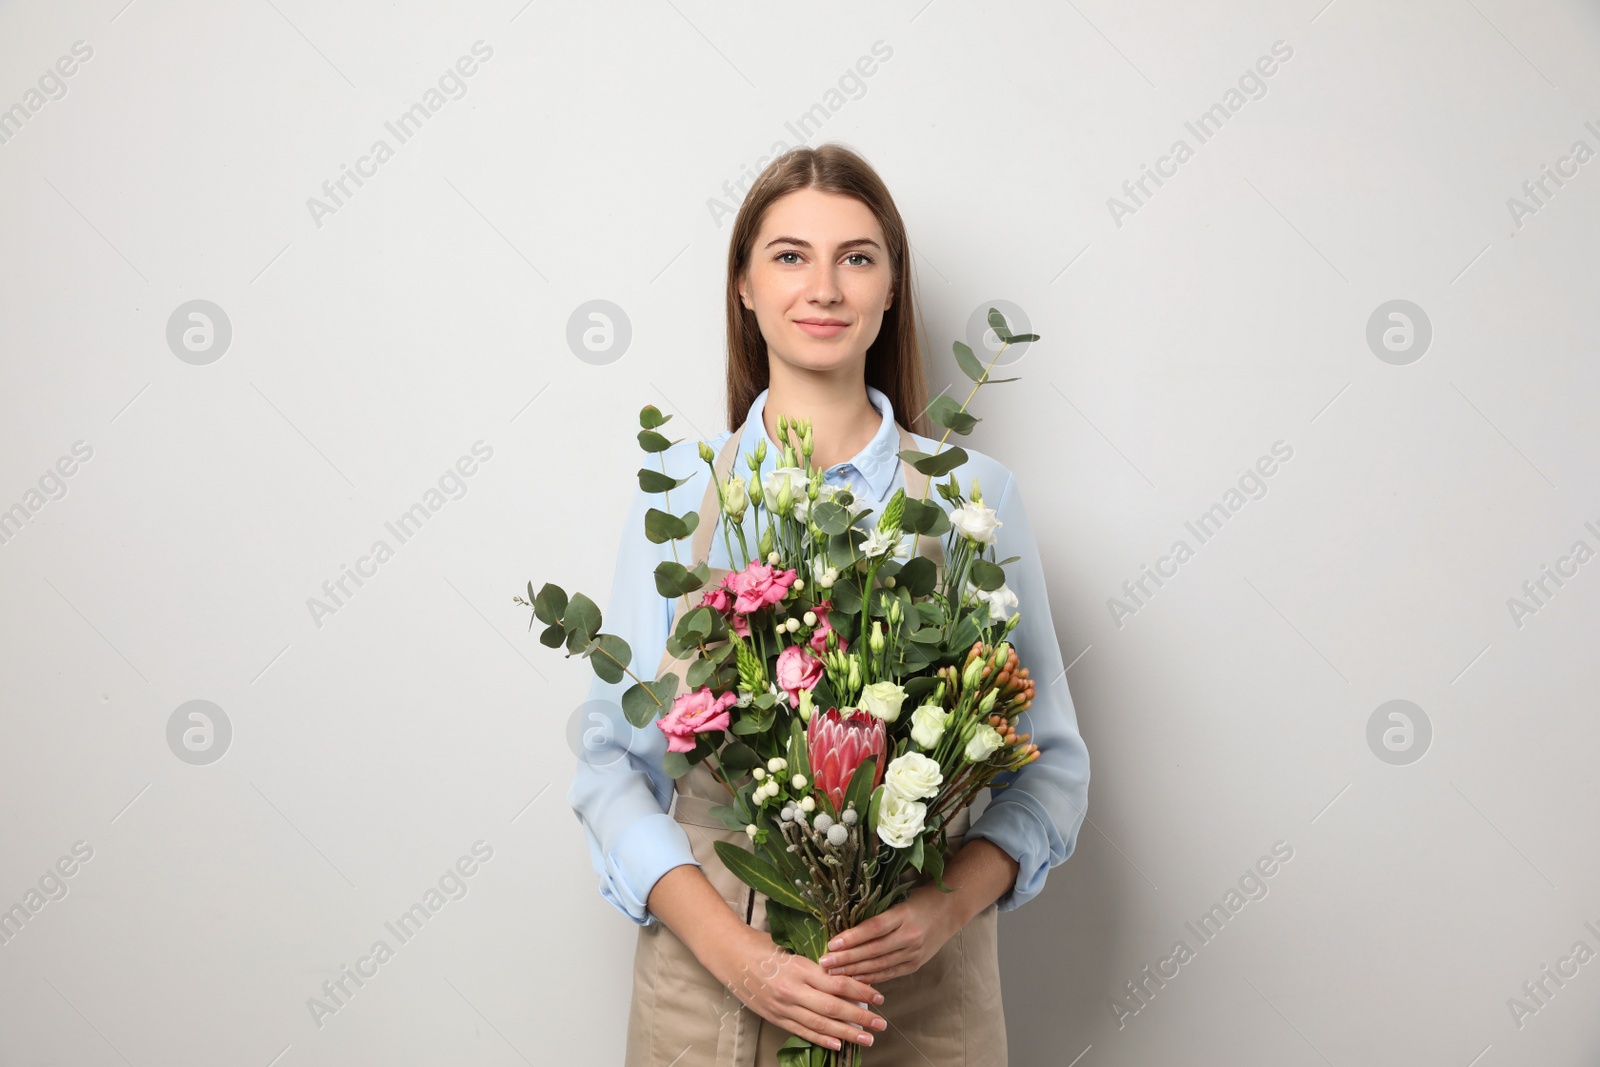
[621,675,677,728]
[712,842,814,912]
[644,507,698,544]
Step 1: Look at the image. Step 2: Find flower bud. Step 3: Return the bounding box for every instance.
[699,441,714,463]
[798,688,814,723]
[870,620,884,654]
[722,474,749,522]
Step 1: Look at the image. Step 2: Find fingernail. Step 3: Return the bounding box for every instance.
[872,993,884,1005]
[871,1017,887,1031]
[819,955,834,967]
[857,1033,873,1045]
[829,938,843,950]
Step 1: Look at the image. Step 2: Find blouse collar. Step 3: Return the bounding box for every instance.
[739,384,901,499]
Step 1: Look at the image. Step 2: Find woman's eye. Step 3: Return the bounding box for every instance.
[777,251,802,264]
[846,253,873,266]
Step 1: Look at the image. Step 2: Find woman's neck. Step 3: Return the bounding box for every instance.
[761,372,882,473]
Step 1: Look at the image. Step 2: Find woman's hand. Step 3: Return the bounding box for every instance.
[816,882,961,984]
[707,925,890,1053]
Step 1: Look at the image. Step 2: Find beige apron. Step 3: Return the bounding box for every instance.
[624,420,1008,1067]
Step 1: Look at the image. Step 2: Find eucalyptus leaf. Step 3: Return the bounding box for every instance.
[638,405,668,429]
[636,428,673,453]
[637,467,689,493]
[587,633,631,683]
[952,340,988,383]
[563,592,601,644]
[621,675,677,728]
[928,394,978,436]
[969,558,1007,592]
[534,583,567,625]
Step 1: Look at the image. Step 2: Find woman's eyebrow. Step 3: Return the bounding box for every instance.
[762,236,883,251]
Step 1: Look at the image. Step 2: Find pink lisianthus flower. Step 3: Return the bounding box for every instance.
[729,562,797,614]
[808,599,847,655]
[774,644,824,705]
[657,686,737,754]
[700,576,750,637]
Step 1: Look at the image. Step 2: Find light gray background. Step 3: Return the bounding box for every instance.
[2,1,1598,1064]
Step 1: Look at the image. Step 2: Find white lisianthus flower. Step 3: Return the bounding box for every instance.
[909,704,951,749]
[964,724,1005,763]
[876,790,927,848]
[858,680,907,723]
[722,474,749,522]
[966,578,1019,623]
[885,752,943,801]
[950,500,1002,545]
[762,466,810,519]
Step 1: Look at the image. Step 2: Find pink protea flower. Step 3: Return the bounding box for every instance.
[774,644,824,705]
[808,599,847,655]
[806,707,886,815]
[658,686,737,754]
[728,561,797,614]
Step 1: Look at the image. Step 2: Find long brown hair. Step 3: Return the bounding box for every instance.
[724,143,931,437]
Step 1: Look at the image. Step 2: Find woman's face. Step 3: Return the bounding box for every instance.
[738,188,895,376]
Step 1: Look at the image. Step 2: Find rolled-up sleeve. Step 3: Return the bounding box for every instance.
[963,469,1092,912]
[566,446,705,926]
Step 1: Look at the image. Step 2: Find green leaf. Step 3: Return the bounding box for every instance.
[708,803,748,832]
[721,740,760,771]
[923,837,953,892]
[644,507,698,544]
[713,841,814,912]
[899,446,969,478]
[637,428,673,453]
[895,555,938,597]
[653,560,708,598]
[810,499,852,535]
[986,307,1011,340]
[1008,332,1040,343]
[841,754,878,820]
[969,558,1007,592]
[952,340,988,383]
[638,405,668,430]
[866,784,884,838]
[767,900,828,961]
[538,622,565,648]
[927,394,978,436]
[908,834,925,871]
[637,467,689,493]
[662,751,691,778]
[587,633,631,683]
[562,592,601,644]
[686,656,717,689]
[621,675,677,728]
[533,583,567,626]
[788,717,811,782]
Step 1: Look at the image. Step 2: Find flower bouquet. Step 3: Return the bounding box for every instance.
[520,310,1042,1066]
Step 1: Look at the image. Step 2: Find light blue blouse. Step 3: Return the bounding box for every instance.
[566,384,1091,927]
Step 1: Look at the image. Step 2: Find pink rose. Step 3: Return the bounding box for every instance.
[657,686,737,754]
[699,583,732,614]
[729,562,797,614]
[775,644,824,705]
[809,599,847,655]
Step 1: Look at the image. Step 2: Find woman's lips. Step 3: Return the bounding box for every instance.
[796,321,847,338]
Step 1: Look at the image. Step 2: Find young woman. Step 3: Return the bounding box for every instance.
[569,143,1091,1066]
